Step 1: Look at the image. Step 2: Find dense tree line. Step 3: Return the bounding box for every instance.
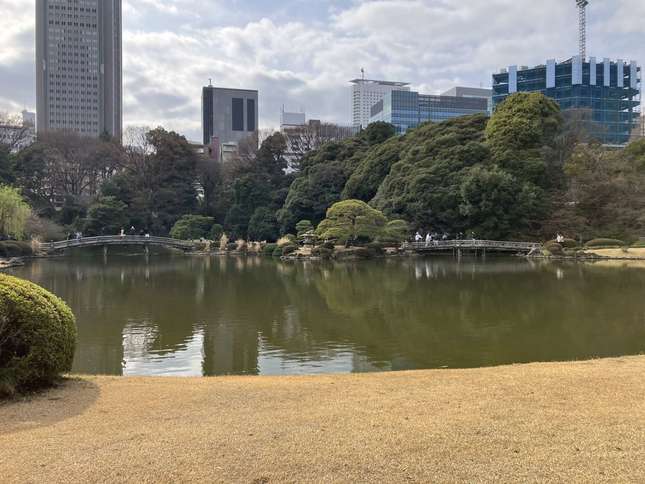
[0,92,643,244]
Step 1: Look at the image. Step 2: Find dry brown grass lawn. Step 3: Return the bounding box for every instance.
[586,248,645,260]
[2,357,645,483]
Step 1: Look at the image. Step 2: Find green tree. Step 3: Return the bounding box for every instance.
[170,215,215,240]
[248,207,280,241]
[485,92,562,186]
[295,220,314,237]
[360,122,396,146]
[372,114,491,234]
[342,136,402,202]
[99,128,198,235]
[0,186,31,240]
[210,223,224,241]
[316,200,387,244]
[379,219,410,245]
[459,166,544,239]
[83,196,129,236]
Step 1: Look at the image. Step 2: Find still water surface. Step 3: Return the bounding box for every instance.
[9,252,645,376]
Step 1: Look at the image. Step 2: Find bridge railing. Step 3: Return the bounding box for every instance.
[40,235,196,251]
[403,240,541,251]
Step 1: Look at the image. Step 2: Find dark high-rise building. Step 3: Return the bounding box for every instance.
[493,56,641,145]
[201,86,259,159]
[36,0,122,139]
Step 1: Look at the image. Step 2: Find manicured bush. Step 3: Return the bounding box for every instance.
[631,241,645,248]
[584,238,626,248]
[0,241,33,258]
[210,224,224,242]
[272,247,283,258]
[282,244,298,256]
[544,242,563,256]
[226,242,238,251]
[546,238,578,249]
[0,274,76,397]
[263,243,278,256]
[366,242,385,257]
[170,215,215,240]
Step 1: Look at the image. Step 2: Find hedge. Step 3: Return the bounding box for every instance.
[584,238,626,248]
[281,244,298,256]
[0,241,33,258]
[544,242,563,256]
[263,243,278,256]
[0,274,76,397]
[546,238,578,249]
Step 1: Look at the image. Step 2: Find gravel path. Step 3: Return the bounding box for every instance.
[2,357,645,483]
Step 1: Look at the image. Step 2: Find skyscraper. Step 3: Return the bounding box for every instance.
[36,0,122,139]
[202,86,258,161]
[350,79,410,129]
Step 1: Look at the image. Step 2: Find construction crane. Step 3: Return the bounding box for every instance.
[576,0,589,59]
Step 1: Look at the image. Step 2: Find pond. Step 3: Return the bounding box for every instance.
[8,252,645,376]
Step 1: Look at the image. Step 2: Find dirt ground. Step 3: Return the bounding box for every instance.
[2,357,645,483]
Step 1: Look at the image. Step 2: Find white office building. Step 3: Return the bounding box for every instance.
[350,78,410,129]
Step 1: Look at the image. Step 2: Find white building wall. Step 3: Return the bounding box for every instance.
[351,80,410,129]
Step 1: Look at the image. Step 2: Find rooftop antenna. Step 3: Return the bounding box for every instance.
[576,0,589,59]
[208,78,212,87]
[361,68,365,81]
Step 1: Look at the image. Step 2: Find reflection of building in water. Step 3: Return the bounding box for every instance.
[122,322,205,377]
[352,353,392,373]
[202,322,260,376]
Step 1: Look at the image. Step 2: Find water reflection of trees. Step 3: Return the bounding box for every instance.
[10,255,645,376]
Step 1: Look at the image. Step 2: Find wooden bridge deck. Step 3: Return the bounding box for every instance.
[39,235,197,253]
[404,240,541,253]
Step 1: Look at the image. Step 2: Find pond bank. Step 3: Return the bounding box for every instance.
[2,356,645,482]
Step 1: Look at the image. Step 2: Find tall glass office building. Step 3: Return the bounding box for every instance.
[370,90,489,134]
[493,56,641,145]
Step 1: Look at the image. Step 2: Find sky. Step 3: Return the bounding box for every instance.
[0,0,643,142]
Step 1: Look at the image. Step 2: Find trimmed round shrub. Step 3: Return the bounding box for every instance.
[585,238,626,248]
[263,243,278,256]
[0,274,76,397]
[282,244,298,256]
[226,242,238,252]
[546,238,578,249]
[544,242,563,256]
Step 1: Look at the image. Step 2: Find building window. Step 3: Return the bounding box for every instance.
[232,98,244,131]
[247,99,256,132]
